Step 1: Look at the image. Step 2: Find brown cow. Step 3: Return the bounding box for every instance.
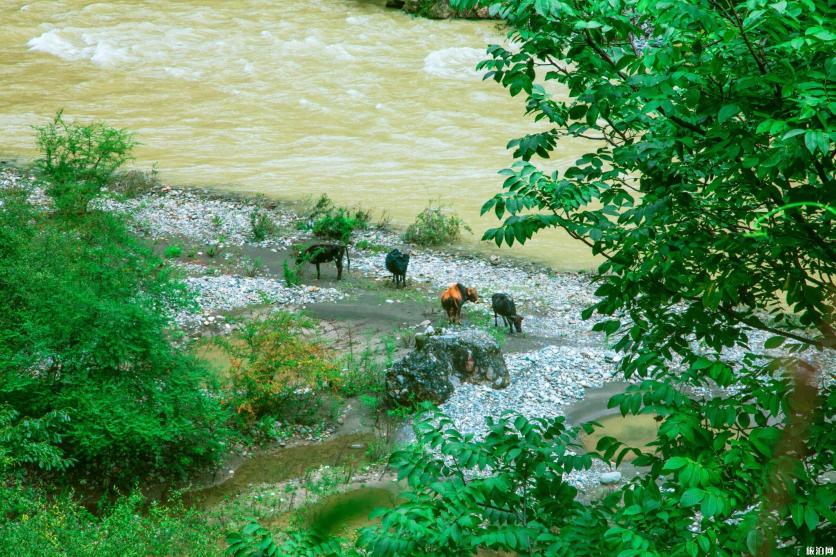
[440,282,478,324]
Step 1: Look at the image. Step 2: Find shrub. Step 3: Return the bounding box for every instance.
[303,194,370,243]
[282,260,302,287]
[164,244,183,258]
[0,484,222,557]
[34,110,136,214]
[312,208,367,243]
[403,204,471,246]
[0,189,231,484]
[336,341,392,399]
[220,312,340,430]
[249,208,277,242]
[107,166,161,197]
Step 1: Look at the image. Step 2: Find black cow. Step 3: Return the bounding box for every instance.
[296,243,350,280]
[491,293,523,333]
[385,249,410,288]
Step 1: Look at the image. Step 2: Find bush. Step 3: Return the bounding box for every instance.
[403,204,471,246]
[249,209,277,242]
[312,208,368,243]
[304,194,370,243]
[220,312,340,430]
[0,484,222,557]
[0,188,231,484]
[34,110,136,214]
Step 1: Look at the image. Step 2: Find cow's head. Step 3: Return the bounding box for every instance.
[465,287,479,303]
[511,315,524,333]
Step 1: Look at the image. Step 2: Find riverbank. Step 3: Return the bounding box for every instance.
[4,163,831,504]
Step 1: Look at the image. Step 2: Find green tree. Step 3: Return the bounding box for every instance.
[34,110,136,214]
[1,159,230,484]
[360,0,834,555]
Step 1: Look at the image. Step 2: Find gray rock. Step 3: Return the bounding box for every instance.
[386,328,509,407]
[599,471,622,484]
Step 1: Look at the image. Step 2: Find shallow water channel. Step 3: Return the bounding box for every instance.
[186,432,378,509]
[1,0,600,270]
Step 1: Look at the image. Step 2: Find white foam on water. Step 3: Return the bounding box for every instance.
[423,47,485,80]
[27,29,85,61]
[28,28,132,67]
[87,39,131,66]
[281,36,355,62]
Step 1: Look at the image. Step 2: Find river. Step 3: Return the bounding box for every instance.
[0,0,598,270]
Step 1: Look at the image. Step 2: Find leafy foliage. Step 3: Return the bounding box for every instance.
[165,244,183,258]
[227,520,357,557]
[0,179,230,484]
[220,312,341,429]
[34,110,136,214]
[0,484,222,557]
[250,208,278,242]
[371,0,834,553]
[403,204,472,246]
[283,260,303,287]
[304,194,370,243]
[358,408,599,556]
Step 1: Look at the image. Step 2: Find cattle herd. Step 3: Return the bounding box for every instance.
[294,243,524,333]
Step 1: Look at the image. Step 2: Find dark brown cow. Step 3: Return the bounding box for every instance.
[492,293,523,333]
[296,243,350,280]
[440,282,478,324]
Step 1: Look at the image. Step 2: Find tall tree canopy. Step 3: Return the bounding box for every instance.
[355,1,835,555]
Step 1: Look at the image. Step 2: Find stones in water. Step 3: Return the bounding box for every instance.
[599,471,622,485]
[386,328,509,407]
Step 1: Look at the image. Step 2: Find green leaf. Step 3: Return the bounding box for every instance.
[718,104,740,123]
[763,336,785,349]
[681,488,705,506]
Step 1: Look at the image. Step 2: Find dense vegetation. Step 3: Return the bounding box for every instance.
[355,0,833,555]
[0,114,394,555]
[1,117,231,485]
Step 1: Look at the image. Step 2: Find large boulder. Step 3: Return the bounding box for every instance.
[386,329,509,407]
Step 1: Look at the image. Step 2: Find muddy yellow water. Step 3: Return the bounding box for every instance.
[581,413,659,461]
[1,0,599,270]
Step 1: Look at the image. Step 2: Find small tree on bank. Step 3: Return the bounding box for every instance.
[34,110,135,214]
[359,0,834,555]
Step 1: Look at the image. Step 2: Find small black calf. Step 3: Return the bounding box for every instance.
[296,243,350,280]
[385,249,410,288]
[491,293,523,333]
